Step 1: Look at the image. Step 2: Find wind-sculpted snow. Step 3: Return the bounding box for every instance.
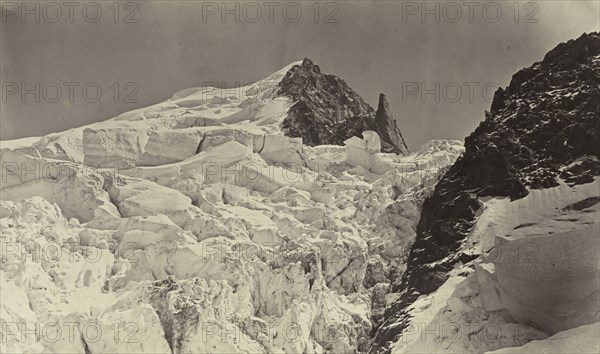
[0,62,462,353]
[485,323,600,354]
[383,180,599,354]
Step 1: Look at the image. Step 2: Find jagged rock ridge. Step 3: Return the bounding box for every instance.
[370,31,600,354]
[278,58,409,154]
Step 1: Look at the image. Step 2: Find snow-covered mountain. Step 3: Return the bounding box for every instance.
[1,32,598,354]
[0,59,460,353]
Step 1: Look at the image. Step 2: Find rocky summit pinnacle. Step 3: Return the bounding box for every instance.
[278,58,409,154]
[375,93,409,155]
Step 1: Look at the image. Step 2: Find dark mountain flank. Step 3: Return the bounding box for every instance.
[370,32,600,354]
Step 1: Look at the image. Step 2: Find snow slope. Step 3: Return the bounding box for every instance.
[389,180,600,354]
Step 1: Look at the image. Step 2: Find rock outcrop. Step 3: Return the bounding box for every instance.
[374,94,409,155]
[278,58,409,154]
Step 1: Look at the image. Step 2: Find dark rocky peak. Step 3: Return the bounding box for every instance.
[499,32,600,104]
[375,94,409,155]
[277,58,409,154]
[370,32,600,354]
[300,57,321,74]
[431,29,600,283]
[279,57,373,118]
[542,32,600,70]
[484,31,599,186]
[376,93,389,112]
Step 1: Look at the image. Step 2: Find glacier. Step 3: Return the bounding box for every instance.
[0,61,463,353]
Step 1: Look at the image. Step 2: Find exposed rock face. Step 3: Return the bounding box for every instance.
[374,94,409,155]
[371,32,600,354]
[278,58,409,154]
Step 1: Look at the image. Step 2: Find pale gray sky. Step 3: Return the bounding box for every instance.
[1,1,599,149]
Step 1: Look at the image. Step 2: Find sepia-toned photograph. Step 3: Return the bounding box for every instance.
[1,1,599,353]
